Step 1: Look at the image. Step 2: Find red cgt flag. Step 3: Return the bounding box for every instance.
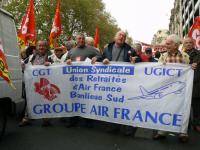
[0,40,15,89]
[49,0,62,48]
[18,0,36,49]
[188,16,200,49]
[94,26,100,48]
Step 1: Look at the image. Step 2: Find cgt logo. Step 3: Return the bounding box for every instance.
[34,78,61,101]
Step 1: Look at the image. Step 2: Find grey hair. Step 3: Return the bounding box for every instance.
[64,40,76,50]
[166,34,181,44]
[85,37,94,45]
[76,33,85,39]
[114,30,126,40]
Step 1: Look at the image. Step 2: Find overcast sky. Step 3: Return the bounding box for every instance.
[102,0,175,44]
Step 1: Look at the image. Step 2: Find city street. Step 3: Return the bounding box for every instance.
[1,0,200,150]
[0,116,200,150]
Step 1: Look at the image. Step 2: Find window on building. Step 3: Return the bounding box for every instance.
[185,12,189,21]
[181,0,183,4]
[183,28,187,37]
[194,0,198,6]
[189,3,193,13]
[182,9,184,17]
[190,18,194,27]
[194,9,199,18]
[183,20,191,35]
[186,25,189,34]
[184,1,187,10]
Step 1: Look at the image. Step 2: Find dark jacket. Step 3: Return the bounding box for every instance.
[102,42,140,62]
[186,48,200,98]
[149,57,158,62]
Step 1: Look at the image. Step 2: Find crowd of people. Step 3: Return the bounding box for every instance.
[19,31,200,143]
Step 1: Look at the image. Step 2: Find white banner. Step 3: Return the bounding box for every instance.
[24,62,194,133]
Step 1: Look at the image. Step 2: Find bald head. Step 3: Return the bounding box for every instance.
[37,40,48,55]
[114,31,126,47]
[183,37,195,51]
[165,34,180,52]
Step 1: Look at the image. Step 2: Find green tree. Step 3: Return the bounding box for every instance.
[3,0,132,49]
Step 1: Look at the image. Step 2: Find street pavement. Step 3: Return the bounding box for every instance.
[0,116,199,150]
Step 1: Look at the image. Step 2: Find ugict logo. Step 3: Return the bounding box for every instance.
[34,78,61,101]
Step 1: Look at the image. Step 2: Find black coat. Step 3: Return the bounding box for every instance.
[186,49,200,98]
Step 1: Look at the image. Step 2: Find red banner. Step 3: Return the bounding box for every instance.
[18,0,36,49]
[188,16,200,49]
[94,26,100,48]
[49,0,62,48]
[0,40,15,88]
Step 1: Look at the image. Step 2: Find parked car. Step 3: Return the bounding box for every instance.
[0,8,24,138]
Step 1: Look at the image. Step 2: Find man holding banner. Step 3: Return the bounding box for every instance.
[66,33,102,64]
[183,37,200,133]
[154,34,190,143]
[19,40,50,127]
[102,30,140,136]
[66,33,102,127]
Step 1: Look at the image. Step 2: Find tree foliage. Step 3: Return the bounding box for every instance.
[3,0,133,49]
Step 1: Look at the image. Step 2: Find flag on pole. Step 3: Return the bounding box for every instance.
[49,0,61,48]
[188,16,200,49]
[18,0,36,49]
[0,40,15,89]
[94,26,100,48]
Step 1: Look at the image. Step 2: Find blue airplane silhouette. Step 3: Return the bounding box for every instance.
[128,81,186,100]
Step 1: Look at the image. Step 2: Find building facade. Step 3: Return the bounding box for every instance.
[169,0,182,37]
[169,0,200,38]
[151,29,169,53]
[151,29,170,45]
[0,0,9,7]
[182,0,200,37]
